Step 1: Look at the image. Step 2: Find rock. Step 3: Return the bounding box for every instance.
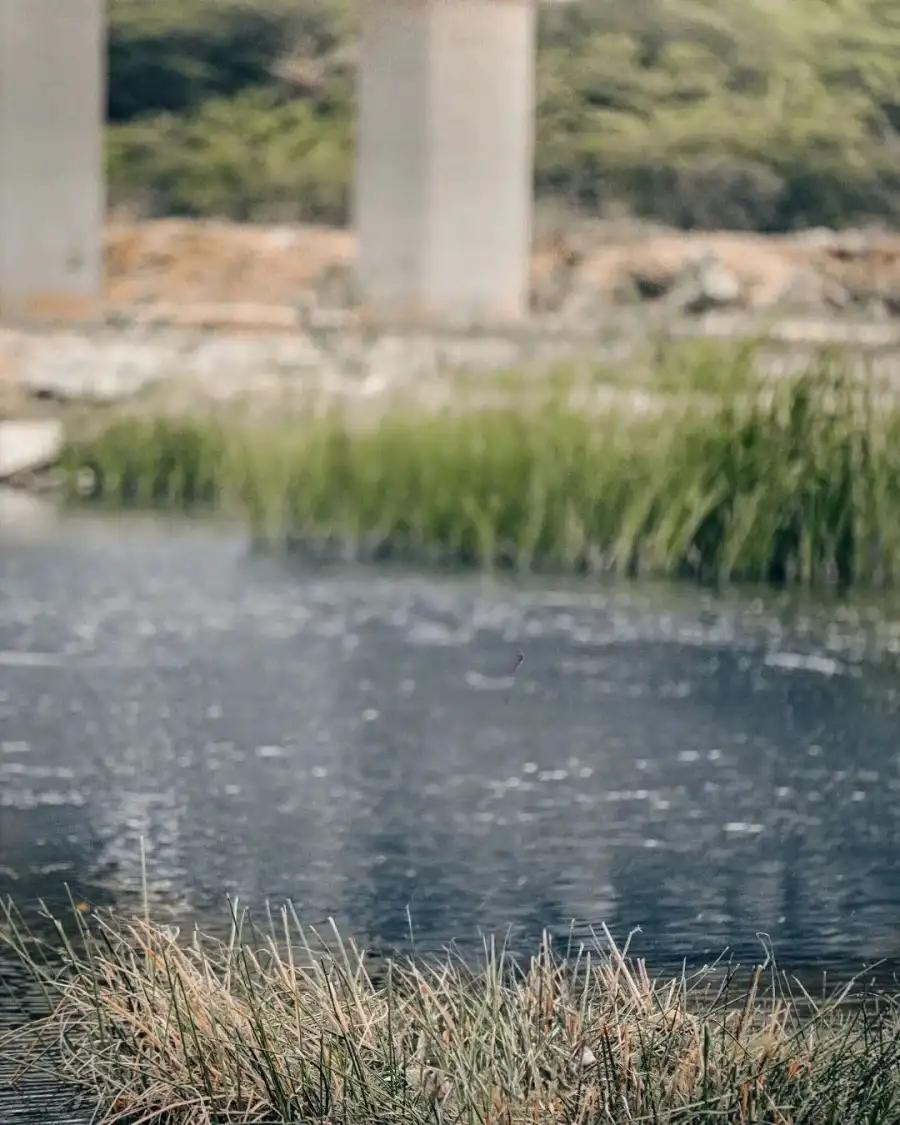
[530,260,576,314]
[629,262,677,301]
[21,334,178,403]
[0,419,64,480]
[529,228,585,314]
[771,319,900,347]
[827,230,872,261]
[122,302,301,332]
[792,226,838,249]
[865,298,892,322]
[677,254,742,314]
[823,280,852,310]
[882,289,900,318]
[767,266,830,312]
[552,277,613,330]
[309,261,359,310]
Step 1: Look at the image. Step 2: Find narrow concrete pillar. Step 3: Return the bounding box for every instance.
[0,0,105,322]
[355,0,536,324]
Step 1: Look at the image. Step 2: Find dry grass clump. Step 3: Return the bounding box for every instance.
[3,901,900,1124]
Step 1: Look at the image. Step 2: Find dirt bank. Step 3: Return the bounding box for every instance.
[102,218,900,322]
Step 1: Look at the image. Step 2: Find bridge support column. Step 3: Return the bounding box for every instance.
[0,0,105,322]
[355,0,536,324]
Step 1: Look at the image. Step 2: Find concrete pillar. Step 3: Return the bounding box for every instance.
[355,0,536,324]
[0,0,105,322]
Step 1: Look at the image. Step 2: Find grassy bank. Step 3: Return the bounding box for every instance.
[60,349,900,589]
[3,902,900,1124]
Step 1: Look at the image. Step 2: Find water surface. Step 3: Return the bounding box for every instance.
[2,510,900,981]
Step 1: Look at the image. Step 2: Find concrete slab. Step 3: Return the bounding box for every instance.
[0,418,63,479]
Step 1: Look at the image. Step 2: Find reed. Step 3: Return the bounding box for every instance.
[61,346,900,587]
[3,900,900,1125]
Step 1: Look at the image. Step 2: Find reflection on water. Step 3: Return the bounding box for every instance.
[1,512,900,983]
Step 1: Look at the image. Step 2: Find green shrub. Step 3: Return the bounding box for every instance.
[105,0,900,230]
[534,0,900,230]
[107,89,353,223]
[108,0,353,122]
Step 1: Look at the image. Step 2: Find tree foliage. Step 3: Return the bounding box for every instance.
[106,0,900,230]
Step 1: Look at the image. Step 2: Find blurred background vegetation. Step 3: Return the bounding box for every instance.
[107,0,900,232]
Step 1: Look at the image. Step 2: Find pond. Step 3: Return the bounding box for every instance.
[2,506,900,977]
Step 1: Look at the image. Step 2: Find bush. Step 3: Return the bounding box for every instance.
[106,90,353,223]
[533,0,900,230]
[108,0,353,122]
[105,0,900,231]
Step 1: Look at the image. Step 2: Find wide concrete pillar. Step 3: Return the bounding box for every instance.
[0,0,105,322]
[355,0,536,324]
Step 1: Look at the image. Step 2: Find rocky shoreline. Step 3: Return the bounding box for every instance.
[100,218,900,323]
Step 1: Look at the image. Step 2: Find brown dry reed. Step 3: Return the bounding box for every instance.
[2,898,900,1125]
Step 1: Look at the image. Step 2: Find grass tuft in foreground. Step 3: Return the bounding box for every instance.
[61,348,900,587]
[2,902,900,1124]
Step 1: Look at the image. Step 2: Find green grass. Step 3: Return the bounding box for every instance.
[3,900,900,1125]
[60,347,900,589]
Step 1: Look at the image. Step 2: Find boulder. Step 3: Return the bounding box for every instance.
[21,334,174,403]
[0,418,64,480]
[677,254,742,314]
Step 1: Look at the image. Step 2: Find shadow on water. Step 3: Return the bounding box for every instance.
[2,512,900,1064]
